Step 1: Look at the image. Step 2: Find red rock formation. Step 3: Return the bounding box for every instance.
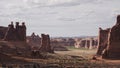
[0,21,26,41]
[0,27,8,40]
[103,15,120,59]
[15,22,26,41]
[96,28,110,55]
[4,22,16,41]
[27,32,41,48]
[39,34,53,53]
[96,15,120,59]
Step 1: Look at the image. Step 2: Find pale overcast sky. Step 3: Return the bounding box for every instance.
[0,0,120,37]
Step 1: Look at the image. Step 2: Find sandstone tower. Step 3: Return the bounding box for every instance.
[0,21,26,41]
[39,34,53,53]
[104,15,120,59]
[96,28,110,55]
[96,15,120,59]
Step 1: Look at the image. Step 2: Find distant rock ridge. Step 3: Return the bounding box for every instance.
[51,36,98,50]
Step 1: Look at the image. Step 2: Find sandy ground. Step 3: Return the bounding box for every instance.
[1,48,120,67]
[56,49,120,68]
[55,48,97,59]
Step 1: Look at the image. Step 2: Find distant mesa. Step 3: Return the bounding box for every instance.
[74,37,98,49]
[51,36,98,51]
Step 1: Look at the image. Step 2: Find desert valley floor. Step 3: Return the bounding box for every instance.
[1,46,120,68]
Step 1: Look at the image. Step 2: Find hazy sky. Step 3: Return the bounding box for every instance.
[0,0,120,37]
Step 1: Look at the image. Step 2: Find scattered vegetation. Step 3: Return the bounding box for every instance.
[1,44,120,68]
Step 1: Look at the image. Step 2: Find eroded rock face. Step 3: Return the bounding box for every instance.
[96,15,120,59]
[104,15,120,59]
[0,22,31,58]
[27,33,54,53]
[27,33,41,48]
[0,27,8,40]
[96,28,110,55]
[39,34,53,53]
[0,22,26,41]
